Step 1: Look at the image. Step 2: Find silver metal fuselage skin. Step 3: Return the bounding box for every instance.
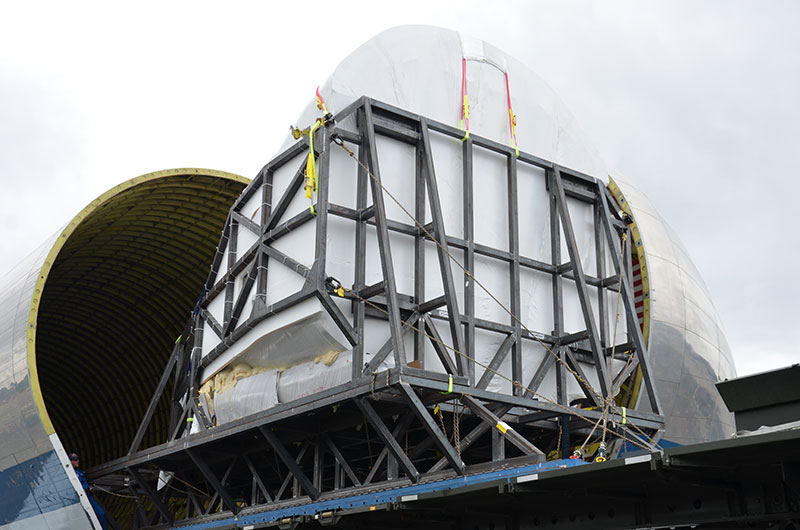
[0,25,736,528]
[0,237,96,530]
[0,169,249,529]
[615,177,736,444]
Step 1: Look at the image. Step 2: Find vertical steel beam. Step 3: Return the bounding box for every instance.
[190,394,210,430]
[223,220,238,326]
[313,126,332,290]
[186,494,203,520]
[555,348,569,408]
[548,169,567,411]
[363,102,408,367]
[386,454,399,481]
[169,335,189,434]
[352,129,369,381]
[560,413,572,459]
[313,439,323,492]
[552,166,610,399]
[492,428,506,462]
[594,197,614,410]
[414,130,426,367]
[507,154,523,394]
[250,476,258,506]
[256,168,274,308]
[169,389,193,441]
[594,201,609,347]
[462,137,476,384]
[420,120,465,373]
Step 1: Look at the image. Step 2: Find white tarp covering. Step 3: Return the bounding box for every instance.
[206,351,397,425]
[199,26,625,421]
[277,352,352,403]
[284,25,609,178]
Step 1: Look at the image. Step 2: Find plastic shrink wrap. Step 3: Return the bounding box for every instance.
[212,368,279,425]
[193,26,735,443]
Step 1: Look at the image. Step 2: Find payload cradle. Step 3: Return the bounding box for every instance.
[0,25,737,530]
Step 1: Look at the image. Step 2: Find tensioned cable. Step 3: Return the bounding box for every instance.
[602,233,627,446]
[581,232,627,454]
[92,485,141,500]
[328,129,660,450]
[331,136,597,396]
[337,280,652,452]
[331,130,659,449]
[292,115,649,449]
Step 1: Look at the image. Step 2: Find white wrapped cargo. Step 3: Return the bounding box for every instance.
[277,352,353,403]
[196,25,629,417]
[213,369,279,424]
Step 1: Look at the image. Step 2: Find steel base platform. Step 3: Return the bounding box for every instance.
[95,426,800,530]
[90,367,662,530]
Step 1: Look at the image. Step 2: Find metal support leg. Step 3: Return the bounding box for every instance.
[185,450,239,515]
[259,427,320,500]
[128,467,173,524]
[460,395,544,460]
[357,398,420,482]
[552,166,610,399]
[399,383,465,474]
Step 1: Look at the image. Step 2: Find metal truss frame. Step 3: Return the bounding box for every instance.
[95,97,665,529]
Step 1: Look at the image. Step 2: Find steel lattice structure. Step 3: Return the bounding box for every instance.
[91,98,665,529]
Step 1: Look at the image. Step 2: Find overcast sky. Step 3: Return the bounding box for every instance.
[1,1,797,376]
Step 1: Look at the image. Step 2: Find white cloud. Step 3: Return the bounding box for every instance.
[1,0,798,376]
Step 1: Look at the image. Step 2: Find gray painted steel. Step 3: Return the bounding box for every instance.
[717,365,800,431]
[0,25,740,530]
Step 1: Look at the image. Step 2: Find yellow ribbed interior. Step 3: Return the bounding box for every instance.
[30,169,248,467]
